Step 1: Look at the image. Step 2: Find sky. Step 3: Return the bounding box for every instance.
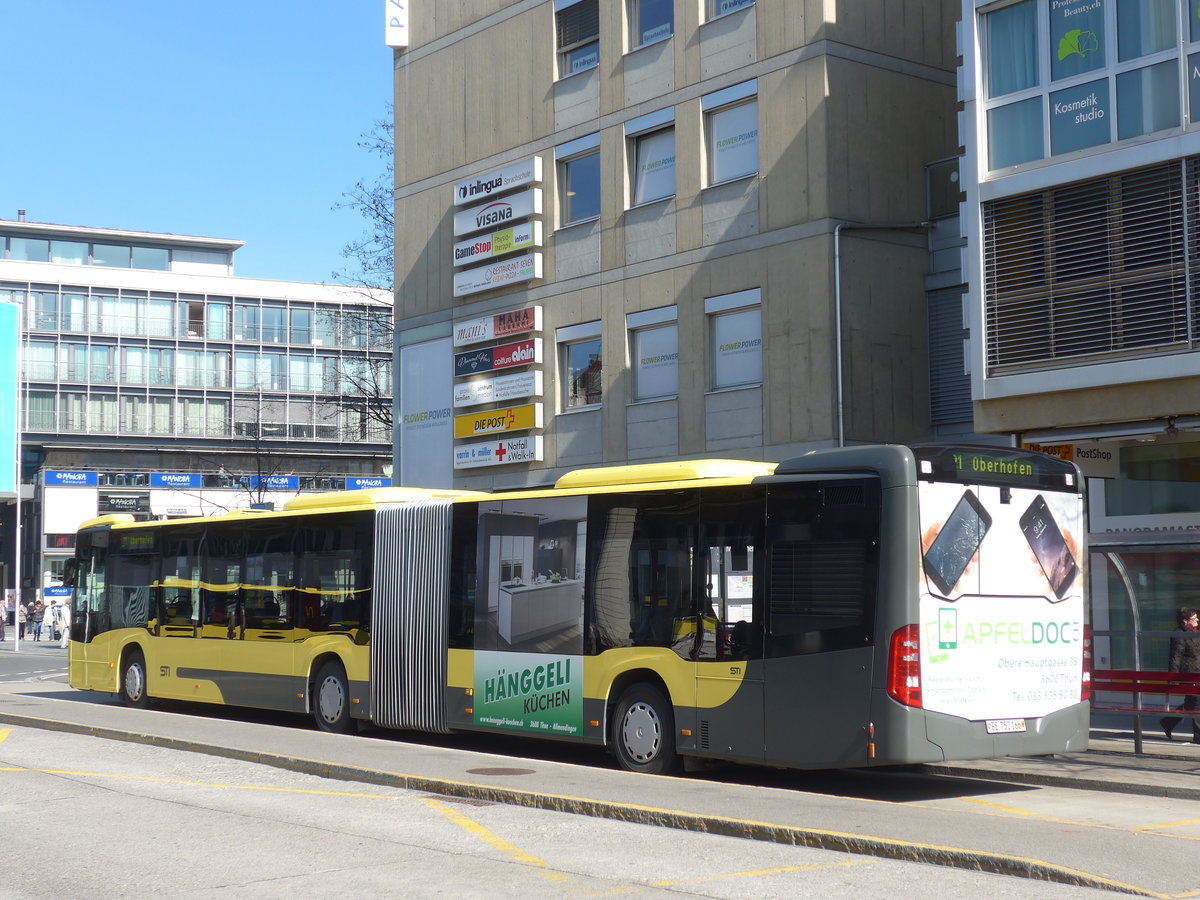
[0,1,393,284]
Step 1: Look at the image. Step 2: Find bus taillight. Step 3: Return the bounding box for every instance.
[887,625,922,708]
[1081,624,1092,702]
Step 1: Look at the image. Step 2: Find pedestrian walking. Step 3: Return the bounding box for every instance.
[31,601,43,641]
[43,601,56,642]
[59,600,72,649]
[1163,606,1200,742]
[16,601,26,639]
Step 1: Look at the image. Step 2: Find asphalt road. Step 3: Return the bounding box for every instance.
[0,723,1122,899]
[1,644,1197,897]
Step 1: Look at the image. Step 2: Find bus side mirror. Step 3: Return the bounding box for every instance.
[61,558,78,588]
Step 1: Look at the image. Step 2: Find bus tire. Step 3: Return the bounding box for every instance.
[119,649,150,709]
[612,684,680,775]
[313,661,352,734]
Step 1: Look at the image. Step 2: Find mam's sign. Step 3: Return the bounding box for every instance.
[453,306,542,348]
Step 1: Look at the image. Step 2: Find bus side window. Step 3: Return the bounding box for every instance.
[696,485,765,662]
[298,513,371,633]
[586,490,698,655]
[764,479,881,656]
[242,522,296,632]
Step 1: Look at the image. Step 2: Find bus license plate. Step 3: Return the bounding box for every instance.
[985,718,1026,734]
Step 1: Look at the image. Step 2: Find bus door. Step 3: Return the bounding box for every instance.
[692,488,765,763]
[762,479,881,768]
[66,538,105,689]
[217,525,298,710]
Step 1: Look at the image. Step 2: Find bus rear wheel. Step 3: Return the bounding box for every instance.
[119,649,150,709]
[612,684,680,775]
[313,661,352,734]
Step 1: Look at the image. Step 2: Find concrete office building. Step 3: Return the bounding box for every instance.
[390,1,962,490]
[0,217,393,601]
[959,0,1200,667]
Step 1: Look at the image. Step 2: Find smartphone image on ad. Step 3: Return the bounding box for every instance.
[922,489,992,596]
[1020,494,1078,600]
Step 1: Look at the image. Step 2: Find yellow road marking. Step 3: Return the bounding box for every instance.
[649,860,868,887]
[421,796,568,883]
[959,797,1037,816]
[0,729,10,745]
[1143,819,1200,831]
[0,766,394,798]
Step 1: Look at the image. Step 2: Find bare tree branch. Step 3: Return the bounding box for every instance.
[334,103,395,293]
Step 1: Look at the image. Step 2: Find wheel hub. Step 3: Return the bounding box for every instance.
[621,701,661,762]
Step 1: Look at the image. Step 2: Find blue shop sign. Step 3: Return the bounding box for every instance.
[44,586,73,599]
[45,471,98,487]
[347,477,393,489]
[249,475,299,491]
[151,473,202,489]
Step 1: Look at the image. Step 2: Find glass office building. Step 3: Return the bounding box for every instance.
[0,218,393,601]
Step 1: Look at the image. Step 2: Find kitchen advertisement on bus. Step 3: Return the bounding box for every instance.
[473,650,583,736]
[916,479,1085,723]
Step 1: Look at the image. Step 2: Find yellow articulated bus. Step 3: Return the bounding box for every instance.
[66,444,1091,774]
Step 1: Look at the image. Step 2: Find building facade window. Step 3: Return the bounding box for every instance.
[24,342,56,381]
[627,306,678,400]
[556,133,601,225]
[980,0,1195,172]
[709,0,753,19]
[706,289,762,389]
[557,320,602,409]
[982,159,1189,374]
[556,0,599,77]
[628,0,672,48]
[627,108,676,205]
[703,81,758,185]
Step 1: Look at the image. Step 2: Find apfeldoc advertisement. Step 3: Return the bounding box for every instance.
[453,253,543,298]
[454,435,543,469]
[917,480,1085,722]
[473,650,583,736]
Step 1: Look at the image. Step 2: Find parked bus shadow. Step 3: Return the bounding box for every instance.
[32,691,1037,801]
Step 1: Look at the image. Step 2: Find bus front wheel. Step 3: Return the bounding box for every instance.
[313,661,352,734]
[612,684,680,775]
[119,649,150,709]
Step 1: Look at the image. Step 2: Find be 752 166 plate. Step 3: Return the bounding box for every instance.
[985,718,1027,734]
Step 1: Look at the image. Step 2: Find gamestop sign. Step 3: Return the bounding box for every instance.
[453,221,542,267]
[453,253,542,298]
